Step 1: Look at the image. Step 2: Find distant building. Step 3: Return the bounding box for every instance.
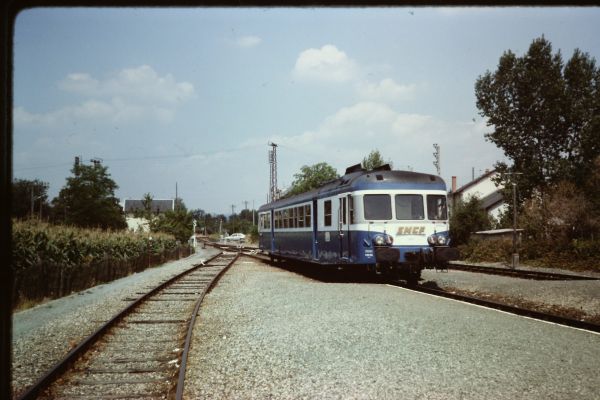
[449,170,507,220]
[123,199,175,215]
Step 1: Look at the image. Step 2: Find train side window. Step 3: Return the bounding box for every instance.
[305,205,311,227]
[349,196,355,224]
[293,207,298,228]
[324,200,332,226]
[298,206,304,228]
[265,213,271,229]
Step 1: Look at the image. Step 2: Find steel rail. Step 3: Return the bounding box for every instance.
[209,240,597,281]
[17,252,223,400]
[392,282,600,333]
[447,262,598,281]
[175,252,239,400]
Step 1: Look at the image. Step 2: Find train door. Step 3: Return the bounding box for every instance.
[270,209,275,253]
[338,196,350,260]
[312,198,318,260]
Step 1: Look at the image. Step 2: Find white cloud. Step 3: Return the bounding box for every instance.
[14,101,114,125]
[59,65,194,104]
[236,35,262,48]
[275,102,431,153]
[58,73,99,94]
[292,44,359,83]
[356,79,417,102]
[293,46,419,104]
[16,66,195,126]
[253,101,505,190]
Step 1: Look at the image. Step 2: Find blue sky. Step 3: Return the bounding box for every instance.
[12,7,600,215]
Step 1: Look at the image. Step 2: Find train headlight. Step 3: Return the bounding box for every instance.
[373,235,386,246]
[385,235,394,245]
[428,234,447,246]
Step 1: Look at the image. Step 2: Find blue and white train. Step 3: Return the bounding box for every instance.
[257,164,459,283]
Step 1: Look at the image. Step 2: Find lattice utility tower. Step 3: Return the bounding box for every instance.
[433,143,441,176]
[268,142,279,203]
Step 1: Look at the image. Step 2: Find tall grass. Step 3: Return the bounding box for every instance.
[12,219,192,309]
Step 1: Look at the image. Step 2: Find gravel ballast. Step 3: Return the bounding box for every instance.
[184,257,600,399]
[11,247,220,398]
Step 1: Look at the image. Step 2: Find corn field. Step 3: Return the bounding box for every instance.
[12,219,193,308]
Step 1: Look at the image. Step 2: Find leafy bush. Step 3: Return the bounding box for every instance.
[450,196,492,246]
[458,238,513,263]
[458,236,600,272]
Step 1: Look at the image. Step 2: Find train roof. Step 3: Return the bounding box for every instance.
[259,164,447,211]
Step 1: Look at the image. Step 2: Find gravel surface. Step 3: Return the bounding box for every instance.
[184,257,600,399]
[11,247,220,398]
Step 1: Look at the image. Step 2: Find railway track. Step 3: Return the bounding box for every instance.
[393,282,600,334]
[237,248,600,334]
[18,251,238,400]
[447,262,598,281]
[212,241,597,282]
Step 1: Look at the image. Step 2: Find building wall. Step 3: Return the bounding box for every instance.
[489,202,508,221]
[459,175,504,202]
[452,172,506,221]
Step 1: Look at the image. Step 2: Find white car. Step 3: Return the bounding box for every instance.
[225,233,246,242]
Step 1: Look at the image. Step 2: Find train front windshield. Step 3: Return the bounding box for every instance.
[426,195,448,220]
[395,194,425,220]
[363,193,447,221]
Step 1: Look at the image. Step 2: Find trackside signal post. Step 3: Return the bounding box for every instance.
[503,172,522,269]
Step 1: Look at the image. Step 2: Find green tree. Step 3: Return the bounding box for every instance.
[133,192,154,219]
[449,196,492,246]
[362,149,393,170]
[285,162,339,197]
[475,36,600,202]
[142,193,153,214]
[238,208,255,223]
[11,178,50,219]
[52,161,126,229]
[150,207,193,243]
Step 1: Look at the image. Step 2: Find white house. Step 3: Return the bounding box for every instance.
[122,199,175,233]
[449,170,507,220]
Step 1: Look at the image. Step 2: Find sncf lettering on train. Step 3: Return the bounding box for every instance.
[396,226,425,235]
